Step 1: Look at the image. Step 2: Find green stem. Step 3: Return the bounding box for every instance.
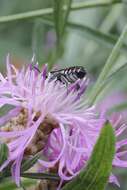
[89,23,127,105]
[71,0,121,10]
[63,0,72,35]
[53,0,64,46]
[0,0,122,23]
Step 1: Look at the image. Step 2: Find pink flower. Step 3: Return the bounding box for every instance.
[0,55,127,188]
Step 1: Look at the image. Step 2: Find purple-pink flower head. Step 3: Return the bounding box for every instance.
[0,55,127,188]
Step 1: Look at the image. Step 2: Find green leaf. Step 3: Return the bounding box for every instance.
[21,153,41,172]
[106,61,127,81]
[90,61,127,102]
[89,23,127,105]
[21,172,59,181]
[0,178,36,190]
[68,22,127,52]
[62,121,115,190]
[0,143,8,166]
[0,153,41,182]
[31,18,127,55]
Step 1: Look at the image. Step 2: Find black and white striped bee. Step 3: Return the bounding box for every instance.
[48,66,87,87]
[32,64,87,88]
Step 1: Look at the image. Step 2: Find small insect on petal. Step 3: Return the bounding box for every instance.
[48,66,87,88]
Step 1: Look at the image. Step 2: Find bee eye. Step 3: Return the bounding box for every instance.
[76,70,86,79]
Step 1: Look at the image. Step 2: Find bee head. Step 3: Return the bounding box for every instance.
[76,67,87,79]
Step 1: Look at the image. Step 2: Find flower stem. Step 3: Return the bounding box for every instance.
[0,0,122,23]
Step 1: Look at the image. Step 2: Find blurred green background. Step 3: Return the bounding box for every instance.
[0,0,127,189]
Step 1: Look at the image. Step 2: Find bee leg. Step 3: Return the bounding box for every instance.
[76,83,80,90]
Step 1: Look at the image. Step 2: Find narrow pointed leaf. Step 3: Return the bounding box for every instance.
[68,22,127,52]
[0,179,36,190]
[21,153,41,172]
[0,143,8,166]
[92,61,127,101]
[21,172,59,181]
[35,18,127,54]
[89,23,127,105]
[62,121,115,190]
[105,61,127,82]
[0,153,40,180]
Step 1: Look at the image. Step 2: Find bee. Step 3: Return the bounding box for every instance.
[48,66,87,86]
[32,64,87,88]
